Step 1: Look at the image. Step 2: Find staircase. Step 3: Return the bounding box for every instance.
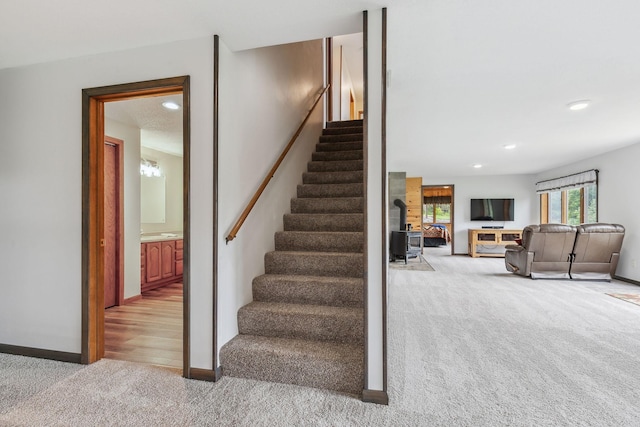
[220,119,365,396]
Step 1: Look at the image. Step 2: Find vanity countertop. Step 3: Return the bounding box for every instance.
[140,233,183,243]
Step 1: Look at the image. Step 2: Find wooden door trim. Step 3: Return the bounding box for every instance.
[82,76,191,377]
[104,136,125,306]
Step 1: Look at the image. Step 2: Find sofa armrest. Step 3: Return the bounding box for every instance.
[505,246,533,276]
[505,244,524,251]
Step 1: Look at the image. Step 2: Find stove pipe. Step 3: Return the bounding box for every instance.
[394,199,407,231]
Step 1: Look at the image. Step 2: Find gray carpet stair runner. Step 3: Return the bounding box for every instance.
[220,120,364,396]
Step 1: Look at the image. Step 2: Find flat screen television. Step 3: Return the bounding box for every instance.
[470,198,514,221]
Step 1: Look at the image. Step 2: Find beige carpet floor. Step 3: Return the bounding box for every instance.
[2,248,640,426]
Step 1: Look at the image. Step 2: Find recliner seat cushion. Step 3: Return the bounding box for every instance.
[570,223,625,280]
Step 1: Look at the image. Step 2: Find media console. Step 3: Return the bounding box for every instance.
[468,228,522,258]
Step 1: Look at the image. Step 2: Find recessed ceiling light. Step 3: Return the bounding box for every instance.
[567,100,590,111]
[473,164,482,169]
[162,101,181,110]
[503,144,516,150]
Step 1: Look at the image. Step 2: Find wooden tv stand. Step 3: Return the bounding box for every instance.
[468,228,522,258]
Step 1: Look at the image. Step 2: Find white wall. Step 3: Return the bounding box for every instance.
[341,52,356,121]
[0,37,214,362]
[140,147,183,234]
[535,142,640,281]
[216,39,324,365]
[104,118,142,299]
[420,175,537,254]
[331,44,342,121]
[366,8,385,394]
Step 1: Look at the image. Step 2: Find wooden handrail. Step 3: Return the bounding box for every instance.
[225,85,330,243]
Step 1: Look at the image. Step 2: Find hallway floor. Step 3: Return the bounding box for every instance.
[104,282,182,369]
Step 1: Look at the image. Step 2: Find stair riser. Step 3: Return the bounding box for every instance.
[291,197,363,214]
[307,160,363,172]
[322,126,364,135]
[302,171,363,185]
[326,120,363,128]
[274,232,364,253]
[284,214,363,231]
[312,150,363,161]
[265,252,364,278]
[319,134,363,143]
[315,141,363,152]
[252,275,364,307]
[238,306,364,344]
[219,336,364,395]
[297,183,363,198]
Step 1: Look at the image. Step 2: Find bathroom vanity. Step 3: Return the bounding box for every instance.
[140,234,183,292]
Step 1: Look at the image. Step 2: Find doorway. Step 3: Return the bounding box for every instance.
[103,136,124,308]
[422,185,455,255]
[81,76,190,376]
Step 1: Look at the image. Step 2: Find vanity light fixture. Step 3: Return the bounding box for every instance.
[140,158,161,177]
[503,144,516,150]
[567,100,590,111]
[473,164,483,169]
[162,100,181,110]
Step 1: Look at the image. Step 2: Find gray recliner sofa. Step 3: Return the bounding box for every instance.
[504,224,577,279]
[505,223,625,280]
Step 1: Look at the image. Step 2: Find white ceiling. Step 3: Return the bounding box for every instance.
[387,0,640,177]
[4,0,640,178]
[105,95,183,156]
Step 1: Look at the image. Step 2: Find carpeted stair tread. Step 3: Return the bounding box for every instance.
[238,302,364,344]
[315,141,363,152]
[326,119,363,128]
[319,133,364,143]
[219,335,364,395]
[253,274,363,307]
[297,182,363,198]
[291,197,363,214]
[302,171,363,185]
[312,150,363,162]
[265,251,363,277]
[275,231,364,252]
[283,213,363,231]
[322,126,364,135]
[307,159,363,172]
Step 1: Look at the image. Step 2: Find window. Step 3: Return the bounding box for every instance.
[548,191,562,223]
[538,169,598,225]
[423,203,451,224]
[540,184,597,225]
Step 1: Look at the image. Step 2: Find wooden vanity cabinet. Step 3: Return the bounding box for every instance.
[140,244,146,285]
[161,240,175,279]
[140,238,183,292]
[175,239,184,276]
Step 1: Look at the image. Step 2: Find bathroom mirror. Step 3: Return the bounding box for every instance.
[141,175,166,223]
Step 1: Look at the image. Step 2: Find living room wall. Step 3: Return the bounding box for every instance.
[0,37,214,360]
[422,174,537,254]
[535,141,640,282]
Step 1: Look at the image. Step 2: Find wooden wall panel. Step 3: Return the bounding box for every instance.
[405,177,422,231]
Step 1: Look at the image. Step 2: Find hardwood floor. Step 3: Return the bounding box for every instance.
[104,282,182,369]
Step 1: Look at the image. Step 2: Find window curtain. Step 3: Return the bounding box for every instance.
[535,169,598,194]
[423,196,452,204]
